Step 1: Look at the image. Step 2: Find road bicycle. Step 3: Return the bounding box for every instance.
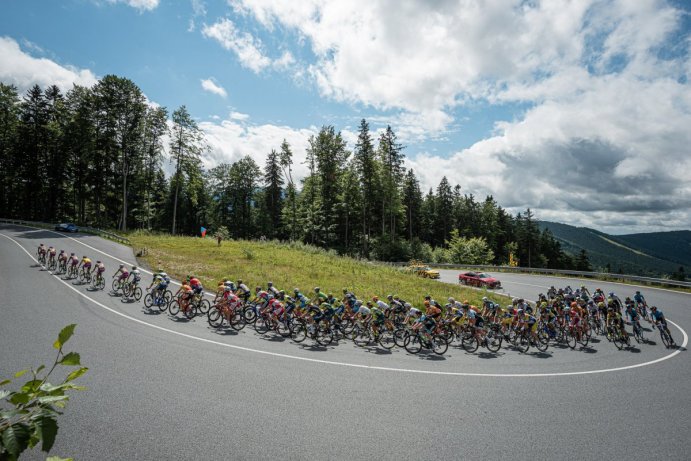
[291,317,334,346]
[91,271,106,290]
[207,301,246,330]
[461,324,503,353]
[67,264,79,279]
[630,320,645,343]
[654,322,675,348]
[144,289,173,312]
[77,267,92,284]
[606,324,630,350]
[404,330,448,355]
[514,326,549,353]
[47,255,57,271]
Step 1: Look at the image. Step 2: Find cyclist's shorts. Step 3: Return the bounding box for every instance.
[193,286,203,295]
[157,282,168,290]
[83,262,91,268]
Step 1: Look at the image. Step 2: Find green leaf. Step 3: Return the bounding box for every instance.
[58,353,80,366]
[36,365,45,374]
[1,423,31,457]
[14,370,29,378]
[0,379,11,386]
[0,390,9,400]
[8,392,30,405]
[65,367,88,383]
[54,324,76,350]
[35,415,58,452]
[37,396,69,404]
[20,379,43,393]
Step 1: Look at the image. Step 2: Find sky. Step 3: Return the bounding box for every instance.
[1,0,690,235]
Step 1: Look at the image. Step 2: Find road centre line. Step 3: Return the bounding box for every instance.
[2,230,687,378]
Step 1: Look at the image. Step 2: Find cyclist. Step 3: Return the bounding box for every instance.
[633,290,646,307]
[462,302,486,343]
[47,246,57,266]
[78,255,92,279]
[650,306,676,347]
[608,292,623,312]
[112,264,129,289]
[625,302,644,339]
[267,281,280,298]
[175,280,194,314]
[57,250,67,271]
[314,287,328,305]
[37,243,47,262]
[147,271,169,302]
[369,301,386,338]
[68,252,79,272]
[93,260,106,284]
[236,279,250,302]
[129,265,141,288]
[188,275,203,297]
[606,307,625,341]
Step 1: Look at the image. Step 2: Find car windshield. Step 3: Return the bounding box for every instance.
[477,273,489,278]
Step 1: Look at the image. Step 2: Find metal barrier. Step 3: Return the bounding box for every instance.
[392,262,691,288]
[0,218,130,245]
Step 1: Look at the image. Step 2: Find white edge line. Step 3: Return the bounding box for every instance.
[2,229,688,378]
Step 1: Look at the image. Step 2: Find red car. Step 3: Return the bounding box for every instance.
[458,271,502,289]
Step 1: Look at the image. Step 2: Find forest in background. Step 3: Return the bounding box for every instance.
[0,76,592,270]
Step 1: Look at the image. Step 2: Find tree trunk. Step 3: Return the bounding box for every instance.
[172,174,179,235]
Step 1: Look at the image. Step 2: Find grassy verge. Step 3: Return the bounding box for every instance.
[128,233,508,308]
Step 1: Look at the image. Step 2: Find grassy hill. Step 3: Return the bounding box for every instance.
[129,233,504,308]
[538,221,689,276]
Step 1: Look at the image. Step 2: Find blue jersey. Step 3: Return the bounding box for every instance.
[651,310,665,322]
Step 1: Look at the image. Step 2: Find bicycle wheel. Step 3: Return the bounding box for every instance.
[405,334,422,354]
[243,305,257,324]
[254,316,270,334]
[168,300,180,316]
[378,330,395,350]
[111,279,119,292]
[462,335,479,353]
[567,330,577,349]
[207,307,224,328]
[516,334,530,353]
[291,322,307,343]
[537,329,550,345]
[144,293,154,308]
[612,332,625,350]
[97,277,105,290]
[133,287,142,302]
[316,326,333,346]
[485,330,502,353]
[184,305,197,320]
[534,336,549,352]
[276,319,292,338]
[393,328,409,348]
[198,299,211,314]
[158,295,170,313]
[352,326,370,347]
[659,329,671,348]
[633,325,644,343]
[432,335,448,355]
[578,330,589,348]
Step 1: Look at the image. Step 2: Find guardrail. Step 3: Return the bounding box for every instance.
[0,218,131,245]
[393,262,691,289]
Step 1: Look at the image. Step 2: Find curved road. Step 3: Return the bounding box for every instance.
[0,224,689,460]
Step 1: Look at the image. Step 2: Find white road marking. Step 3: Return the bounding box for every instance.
[2,230,688,378]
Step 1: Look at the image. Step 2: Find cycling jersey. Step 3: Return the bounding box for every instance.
[81,258,91,266]
[651,310,666,323]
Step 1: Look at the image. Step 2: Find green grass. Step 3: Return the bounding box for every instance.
[128,233,507,308]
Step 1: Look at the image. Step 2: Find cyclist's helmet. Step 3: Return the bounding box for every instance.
[526,306,533,314]
[279,290,285,296]
[609,292,615,297]
[651,306,658,311]
[636,291,641,295]
[570,302,577,308]
[224,285,232,292]
[424,295,431,300]
[387,295,393,301]
[423,300,430,307]
[587,300,594,305]
[404,302,411,309]
[293,288,300,294]
[448,297,456,304]
[96,260,101,264]
[598,302,605,308]
[132,266,137,270]
[517,308,524,314]
[237,279,243,284]
[607,307,614,312]
[119,264,124,268]
[482,296,488,302]
[373,296,379,302]
[71,253,75,256]
[314,287,320,293]
[255,286,261,292]
[267,281,273,287]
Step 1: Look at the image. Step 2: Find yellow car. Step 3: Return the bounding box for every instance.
[407,264,440,279]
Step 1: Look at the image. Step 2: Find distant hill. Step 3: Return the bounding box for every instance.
[538,221,690,277]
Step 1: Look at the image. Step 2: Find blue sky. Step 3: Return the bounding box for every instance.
[1,0,690,234]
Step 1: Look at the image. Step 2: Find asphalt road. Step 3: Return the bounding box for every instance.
[1,224,690,460]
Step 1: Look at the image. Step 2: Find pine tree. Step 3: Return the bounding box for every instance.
[264,148,284,238]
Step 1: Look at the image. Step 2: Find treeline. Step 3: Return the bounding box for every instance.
[0,77,590,269]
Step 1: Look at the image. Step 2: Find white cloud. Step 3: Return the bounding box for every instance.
[229,111,249,121]
[0,36,98,93]
[202,18,271,73]
[199,117,315,178]
[200,78,227,98]
[107,0,159,11]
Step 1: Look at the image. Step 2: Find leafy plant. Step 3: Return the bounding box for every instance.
[0,325,87,460]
